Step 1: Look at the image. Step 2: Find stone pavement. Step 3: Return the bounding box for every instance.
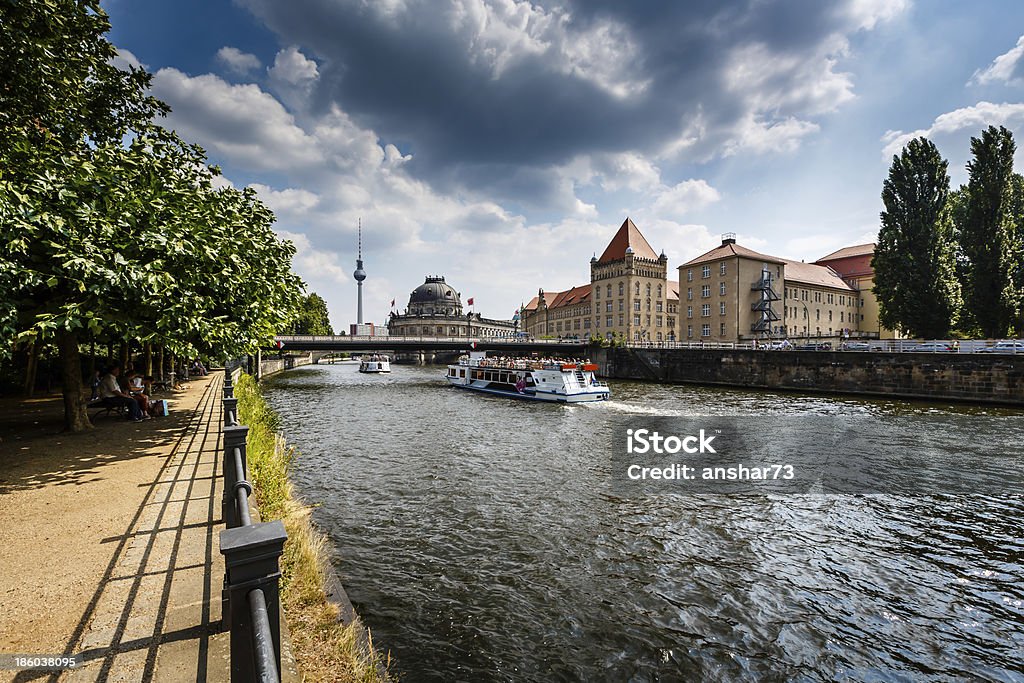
[57,374,229,682]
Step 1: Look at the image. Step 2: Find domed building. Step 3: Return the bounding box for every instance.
[388,276,516,338]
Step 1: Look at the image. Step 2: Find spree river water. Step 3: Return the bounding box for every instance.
[262,363,1024,682]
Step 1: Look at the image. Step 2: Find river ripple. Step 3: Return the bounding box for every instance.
[263,364,1024,682]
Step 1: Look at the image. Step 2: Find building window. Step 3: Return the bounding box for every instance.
[840,311,845,323]
[619,282,624,296]
[618,300,624,311]
[668,316,675,327]
[687,325,693,338]
[701,304,711,317]
[701,285,711,298]
[595,287,600,299]
[635,282,640,295]
[656,301,663,312]
[829,310,833,322]
[657,285,662,298]
[607,316,613,327]
[687,269,693,282]
[584,318,591,329]
[687,306,693,318]
[702,324,711,337]
[618,314,624,326]
[634,315,641,325]
[646,284,651,296]
[702,265,711,278]
[720,322,726,336]
[656,315,663,327]
[816,309,820,321]
[720,282,726,296]
[720,302,726,316]
[687,288,693,300]
[634,300,641,311]
[607,285,612,297]
[720,262,727,276]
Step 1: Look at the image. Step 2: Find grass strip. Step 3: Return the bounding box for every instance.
[235,373,393,682]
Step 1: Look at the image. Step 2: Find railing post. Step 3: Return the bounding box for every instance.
[223,397,239,427]
[220,520,287,682]
[222,424,250,529]
[223,367,234,399]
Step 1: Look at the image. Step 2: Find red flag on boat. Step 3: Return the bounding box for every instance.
[467,297,475,306]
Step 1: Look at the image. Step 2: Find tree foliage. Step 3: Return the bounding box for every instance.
[873,137,959,338]
[292,293,333,335]
[1,0,303,430]
[962,126,1018,337]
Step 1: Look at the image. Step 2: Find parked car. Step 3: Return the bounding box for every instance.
[794,342,832,351]
[767,340,794,350]
[841,342,871,351]
[912,342,953,352]
[977,340,1024,354]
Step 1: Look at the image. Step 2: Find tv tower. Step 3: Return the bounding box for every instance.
[353,218,366,325]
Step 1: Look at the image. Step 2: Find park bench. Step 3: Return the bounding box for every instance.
[89,397,128,420]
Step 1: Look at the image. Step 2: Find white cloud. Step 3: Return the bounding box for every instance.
[111,47,143,71]
[881,101,1024,159]
[268,46,319,86]
[447,0,648,98]
[216,46,262,75]
[842,0,910,31]
[723,115,820,156]
[151,68,323,171]
[651,179,722,218]
[724,38,855,118]
[969,35,1024,86]
[248,184,320,216]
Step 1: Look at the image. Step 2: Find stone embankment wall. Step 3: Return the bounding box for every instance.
[591,347,1024,405]
[259,352,315,379]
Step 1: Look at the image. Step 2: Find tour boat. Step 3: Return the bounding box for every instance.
[358,354,391,373]
[445,352,610,402]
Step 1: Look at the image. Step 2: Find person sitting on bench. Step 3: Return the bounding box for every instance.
[98,362,146,421]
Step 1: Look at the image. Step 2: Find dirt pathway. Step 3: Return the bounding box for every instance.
[0,375,229,681]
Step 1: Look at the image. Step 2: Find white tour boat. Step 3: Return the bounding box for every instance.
[358,354,391,373]
[445,352,610,402]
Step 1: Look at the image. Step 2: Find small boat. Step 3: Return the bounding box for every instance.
[359,354,391,373]
[445,352,610,403]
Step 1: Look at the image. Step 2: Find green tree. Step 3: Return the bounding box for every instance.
[293,293,333,335]
[1,1,303,430]
[961,126,1017,337]
[873,137,959,338]
[1000,173,1024,334]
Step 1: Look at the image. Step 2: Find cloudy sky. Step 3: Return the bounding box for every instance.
[106,0,1024,331]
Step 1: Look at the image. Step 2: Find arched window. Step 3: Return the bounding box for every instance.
[657,285,662,298]
[618,282,624,296]
[646,284,651,296]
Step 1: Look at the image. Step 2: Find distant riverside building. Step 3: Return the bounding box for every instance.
[814,244,897,339]
[678,236,894,343]
[522,218,680,342]
[387,276,517,337]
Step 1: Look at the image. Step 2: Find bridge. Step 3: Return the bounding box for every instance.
[271,335,589,354]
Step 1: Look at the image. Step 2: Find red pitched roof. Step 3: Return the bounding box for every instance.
[782,260,855,291]
[598,218,659,263]
[523,285,592,311]
[681,242,785,267]
[816,243,876,262]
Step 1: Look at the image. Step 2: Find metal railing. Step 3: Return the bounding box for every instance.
[619,338,1024,353]
[219,368,287,683]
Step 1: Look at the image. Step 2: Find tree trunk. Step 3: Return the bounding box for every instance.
[88,338,96,378]
[144,342,153,376]
[107,340,114,363]
[157,347,165,382]
[23,341,40,397]
[57,330,92,432]
[119,341,129,369]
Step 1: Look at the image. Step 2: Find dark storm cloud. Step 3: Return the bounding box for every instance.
[237,0,878,197]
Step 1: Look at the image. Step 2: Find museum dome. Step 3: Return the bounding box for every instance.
[407,276,463,316]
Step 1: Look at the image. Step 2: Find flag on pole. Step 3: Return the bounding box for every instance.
[390,298,395,307]
[467,297,474,306]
